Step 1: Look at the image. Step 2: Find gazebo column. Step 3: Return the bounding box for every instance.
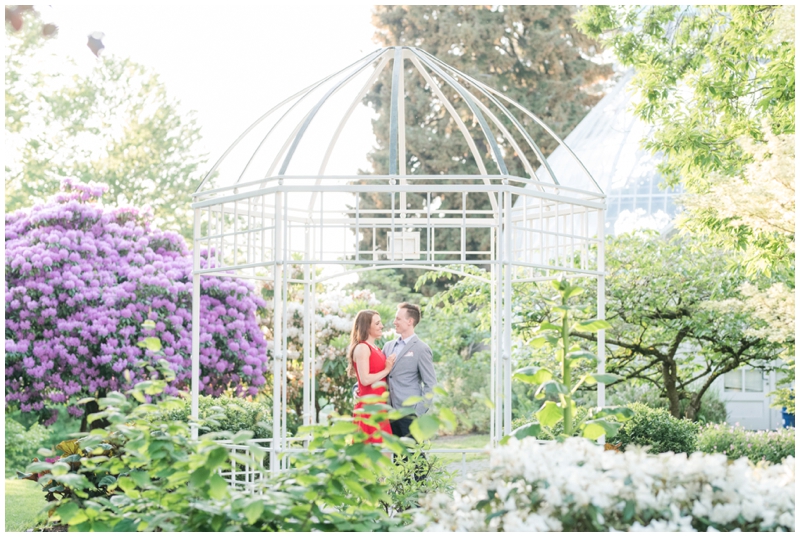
[502,187,513,437]
[302,222,312,428]
[271,188,284,475]
[191,208,201,440]
[596,208,606,429]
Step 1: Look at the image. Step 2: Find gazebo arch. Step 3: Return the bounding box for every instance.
[190,46,606,474]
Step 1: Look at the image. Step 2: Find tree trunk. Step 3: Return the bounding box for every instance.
[685,392,703,421]
[80,394,110,432]
[662,361,681,418]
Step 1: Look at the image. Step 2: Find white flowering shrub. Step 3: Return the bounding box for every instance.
[413,437,795,532]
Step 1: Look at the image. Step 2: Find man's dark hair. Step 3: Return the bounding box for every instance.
[399,302,421,327]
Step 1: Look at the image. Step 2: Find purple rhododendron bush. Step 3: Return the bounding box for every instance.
[5,178,268,425]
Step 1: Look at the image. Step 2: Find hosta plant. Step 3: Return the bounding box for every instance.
[509,279,632,442]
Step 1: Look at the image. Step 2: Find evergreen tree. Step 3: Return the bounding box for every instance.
[361,5,612,292]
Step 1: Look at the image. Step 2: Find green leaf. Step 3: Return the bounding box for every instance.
[409,414,439,442]
[26,461,54,473]
[582,419,622,440]
[536,401,563,428]
[208,473,228,500]
[433,386,448,397]
[539,321,562,332]
[528,336,549,349]
[243,500,264,525]
[534,380,569,399]
[130,470,150,489]
[573,319,612,333]
[585,373,623,385]
[438,408,458,432]
[97,475,116,487]
[510,422,542,441]
[566,350,596,362]
[230,430,255,444]
[116,476,136,492]
[189,466,211,488]
[513,366,553,385]
[328,420,359,436]
[205,446,229,470]
[401,395,423,406]
[56,503,80,524]
[137,337,162,352]
[564,285,585,299]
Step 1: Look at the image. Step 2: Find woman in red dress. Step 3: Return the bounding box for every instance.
[348,309,396,443]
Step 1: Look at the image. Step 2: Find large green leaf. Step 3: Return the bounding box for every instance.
[511,422,542,441]
[401,395,423,406]
[581,419,622,440]
[438,408,458,432]
[585,373,624,385]
[208,473,228,500]
[534,380,569,399]
[573,319,612,333]
[328,420,359,436]
[535,401,563,428]
[243,500,264,525]
[512,366,553,385]
[137,337,162,352]
[539,321,562,332]
[409,414,439,442]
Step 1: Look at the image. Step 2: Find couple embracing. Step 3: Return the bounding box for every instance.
[346,302,437,443]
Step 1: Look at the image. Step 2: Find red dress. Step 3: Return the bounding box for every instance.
[352,341,393,443]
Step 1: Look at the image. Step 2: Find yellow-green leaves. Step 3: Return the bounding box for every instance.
[536,401,564,428]
[512,366,553,385]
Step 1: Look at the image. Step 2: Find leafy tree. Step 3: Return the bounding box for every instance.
[576,4,795,415]
[5,179,268,431]
[561,232,788,420]
[360,5,612,291]
[575,5,795,275]
[5,13,205,239]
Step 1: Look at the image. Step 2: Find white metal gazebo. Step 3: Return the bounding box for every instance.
[189,46,607,474]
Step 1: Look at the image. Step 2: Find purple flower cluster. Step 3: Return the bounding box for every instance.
[5,179,268,423]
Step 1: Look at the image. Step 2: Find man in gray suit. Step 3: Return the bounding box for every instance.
[382,302,437,438]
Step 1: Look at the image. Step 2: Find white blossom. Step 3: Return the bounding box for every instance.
[415,437,795,532]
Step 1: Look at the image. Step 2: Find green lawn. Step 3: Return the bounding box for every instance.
[430,434,491,465]
[5,479,48,532]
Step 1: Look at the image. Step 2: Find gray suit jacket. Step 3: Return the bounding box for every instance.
[382,336,437,416]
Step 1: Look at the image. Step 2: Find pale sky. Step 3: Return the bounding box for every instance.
[38,2,380,172]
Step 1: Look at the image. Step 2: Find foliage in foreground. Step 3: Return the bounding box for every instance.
[697,423,795,465]
[22,366,455,531]
[508,278,632,443]
[613,403,700,455]
[413,437,795,532]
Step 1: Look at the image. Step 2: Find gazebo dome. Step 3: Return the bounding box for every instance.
[198,46,600,195]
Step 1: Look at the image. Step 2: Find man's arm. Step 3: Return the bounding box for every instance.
[418,343,437,412]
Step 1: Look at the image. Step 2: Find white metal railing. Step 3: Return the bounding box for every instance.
[216,439,555,490]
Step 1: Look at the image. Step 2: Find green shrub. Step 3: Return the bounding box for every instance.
[147,394,273,438]
[381,447,454,514]
[5,419,50,476]
[696,423,795,464]
[615,403,700,454]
